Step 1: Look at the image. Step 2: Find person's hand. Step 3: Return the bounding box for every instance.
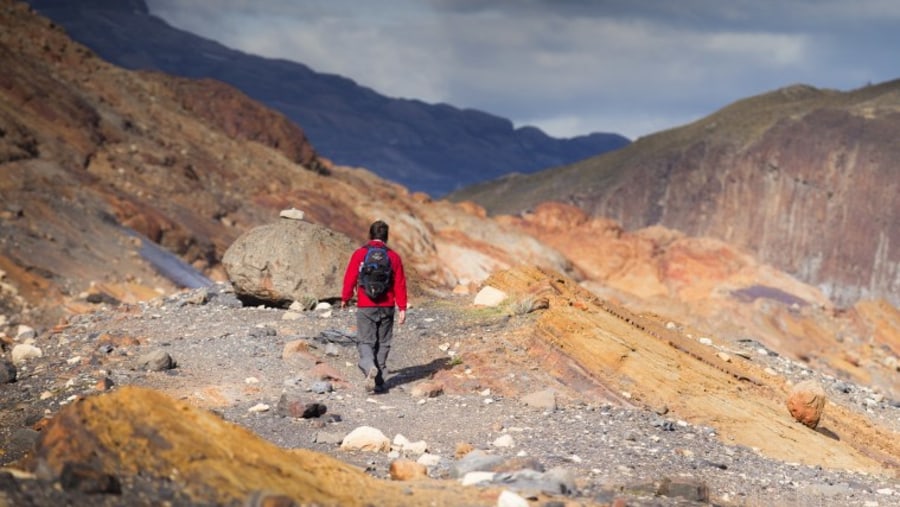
[397,309,406,325]
[340,300,348,309]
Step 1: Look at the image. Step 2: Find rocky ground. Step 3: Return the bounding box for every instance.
[1,283,899,506]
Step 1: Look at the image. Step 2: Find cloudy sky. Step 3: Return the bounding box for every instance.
[146,0,898,140]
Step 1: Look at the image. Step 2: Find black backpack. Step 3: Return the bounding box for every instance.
[358,244,393,299]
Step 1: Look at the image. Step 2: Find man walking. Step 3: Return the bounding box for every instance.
[341,220,407,393]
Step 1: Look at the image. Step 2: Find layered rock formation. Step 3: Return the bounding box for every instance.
[451,83,900,308]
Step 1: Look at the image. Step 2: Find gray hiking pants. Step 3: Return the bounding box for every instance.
[356,306,395,383]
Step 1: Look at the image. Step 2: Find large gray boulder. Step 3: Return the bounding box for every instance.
[222,218,357,306]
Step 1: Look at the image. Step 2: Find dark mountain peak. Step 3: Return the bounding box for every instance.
[30,0,149,15]
[25,0,629,196]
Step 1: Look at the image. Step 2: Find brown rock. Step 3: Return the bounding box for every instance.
[454,442,475,459]
[786,380,827,428]
[25,386,486,505]
[389,459,428,481]
[276,392,326,419]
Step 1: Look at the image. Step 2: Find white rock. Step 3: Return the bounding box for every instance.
[492,434,515,448]
[315,302,332,311]
[248,403,270,413]
[279,208,305,220]
[245,377,260,384]
[66,356,82,365]
[16,325,36,340]
[473,286,507,307]
[460,471,495,486]
[496,490,529,507]
[341,426,390,452]
[416,452,441,467]
[282,311,303,321]
[698,337,713,345]
[11,344,42,365]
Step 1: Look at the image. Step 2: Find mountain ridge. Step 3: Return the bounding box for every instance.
[25,0,630,197]
[448,80,900,308]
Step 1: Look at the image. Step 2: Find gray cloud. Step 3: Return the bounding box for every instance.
[147,0,899,139]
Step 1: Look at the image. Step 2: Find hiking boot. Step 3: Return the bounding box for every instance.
[364,367,378,393]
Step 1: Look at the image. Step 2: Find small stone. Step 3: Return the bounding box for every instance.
[460,471,495,486]
[455,442,475,459]
[138,350,176,371]
[473,286,507,307]
[279,208,305,220]
[94,377,114,391]
[0,359,16,384]
[282,311,303,321]
[16,325,36,341]
[786,379,827,429]
[492,434,515,448]
[310,381,333,394]
[11,344,42,365]
[416,453,441,467]
[496,490,529,507]
[340,426,390,452]
[277,392,326,419]
[389,459,428,481]
[249,403,270,413]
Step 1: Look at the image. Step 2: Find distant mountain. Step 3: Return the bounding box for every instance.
[25,0,629,197]
[448,81,900,308]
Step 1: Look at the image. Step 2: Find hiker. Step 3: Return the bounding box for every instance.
[341,220,408,393]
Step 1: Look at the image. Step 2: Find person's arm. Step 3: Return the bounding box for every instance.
[392,252,408,324]
[341,248,362,307]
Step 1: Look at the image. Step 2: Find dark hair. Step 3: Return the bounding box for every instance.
[369,220,389,242]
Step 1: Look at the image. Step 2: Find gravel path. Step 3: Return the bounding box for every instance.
[2,283,899,506]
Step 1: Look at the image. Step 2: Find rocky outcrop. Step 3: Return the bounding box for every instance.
[453,83,900,308]
[23,386,490,506]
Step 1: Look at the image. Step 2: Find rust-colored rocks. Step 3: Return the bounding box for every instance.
[787,380,827,429]
[24,386,487,506]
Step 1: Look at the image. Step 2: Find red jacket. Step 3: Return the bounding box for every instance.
[342,240,407,309]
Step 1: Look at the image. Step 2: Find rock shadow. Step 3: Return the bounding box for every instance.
[816,426,840,441]
[385,357,451,391]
